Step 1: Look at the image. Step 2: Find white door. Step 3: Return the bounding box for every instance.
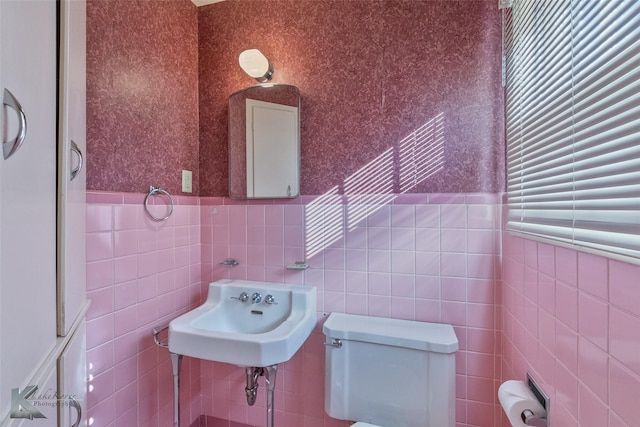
[57,0,87,336]
[0,0,58,419]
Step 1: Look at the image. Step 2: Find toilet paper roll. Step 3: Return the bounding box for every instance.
[498,380,546,427]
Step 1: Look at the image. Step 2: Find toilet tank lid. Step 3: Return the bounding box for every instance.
[323,313,459,354]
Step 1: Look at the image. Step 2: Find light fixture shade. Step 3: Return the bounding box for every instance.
[239,49,274,82]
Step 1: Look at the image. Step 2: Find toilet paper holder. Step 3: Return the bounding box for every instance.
[522,409,547,427]
[523,373,550,427]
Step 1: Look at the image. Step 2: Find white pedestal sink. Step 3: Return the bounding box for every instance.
[168,279,317,367]
[162,279,317,427]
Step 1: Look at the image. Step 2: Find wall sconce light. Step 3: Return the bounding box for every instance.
[239,49,274,83]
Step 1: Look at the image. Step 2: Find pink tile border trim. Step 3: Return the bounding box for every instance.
[87,190,200,206]
[198,193,500,207]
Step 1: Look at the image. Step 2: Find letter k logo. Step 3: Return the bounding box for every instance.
[10,385,46,419]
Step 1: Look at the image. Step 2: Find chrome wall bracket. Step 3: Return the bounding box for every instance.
[220,258,239,267]
[286,260,309,270]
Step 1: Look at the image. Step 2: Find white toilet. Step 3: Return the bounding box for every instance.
[323,312,458,427]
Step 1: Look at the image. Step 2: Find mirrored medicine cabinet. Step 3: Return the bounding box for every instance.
[228,84,300,200]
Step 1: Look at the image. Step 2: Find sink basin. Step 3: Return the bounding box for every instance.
[168,279,317,367]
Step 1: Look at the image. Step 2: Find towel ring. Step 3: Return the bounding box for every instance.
[144,186,174,222]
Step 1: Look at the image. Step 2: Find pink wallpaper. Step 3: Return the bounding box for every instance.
[199,0,504,197]
[86,0,199,195]
[86,0,503,197]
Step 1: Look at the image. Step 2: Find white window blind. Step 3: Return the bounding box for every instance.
[506,0,640,260]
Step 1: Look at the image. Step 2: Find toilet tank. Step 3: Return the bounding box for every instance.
[323,313,458,427]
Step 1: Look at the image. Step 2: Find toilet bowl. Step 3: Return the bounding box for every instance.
[323,313,459,427]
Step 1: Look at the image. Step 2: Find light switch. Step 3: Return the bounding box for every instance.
[182,170,192,193]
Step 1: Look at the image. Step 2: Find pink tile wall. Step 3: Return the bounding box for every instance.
[198,0,504,197]
[86,191,203,427]
[85,190,501,427]
[199,193,502,427]
[501,233,640,426]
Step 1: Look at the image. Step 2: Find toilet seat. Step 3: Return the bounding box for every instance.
[352,423,382,427]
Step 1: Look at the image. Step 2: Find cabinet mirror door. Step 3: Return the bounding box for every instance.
[228,84,300,199]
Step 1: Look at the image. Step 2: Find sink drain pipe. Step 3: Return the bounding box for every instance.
[245,367,263,406]
[245,365,278,427]
[154,325,182,427]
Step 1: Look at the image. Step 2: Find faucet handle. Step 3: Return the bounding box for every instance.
[264,294,277,305]
[231,292,249,303]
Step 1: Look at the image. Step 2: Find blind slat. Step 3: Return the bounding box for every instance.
[506,0,640,260]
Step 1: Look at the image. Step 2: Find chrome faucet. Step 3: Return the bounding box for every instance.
[251,293,262,304]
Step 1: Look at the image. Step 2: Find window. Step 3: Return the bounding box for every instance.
[505,0,640,260]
